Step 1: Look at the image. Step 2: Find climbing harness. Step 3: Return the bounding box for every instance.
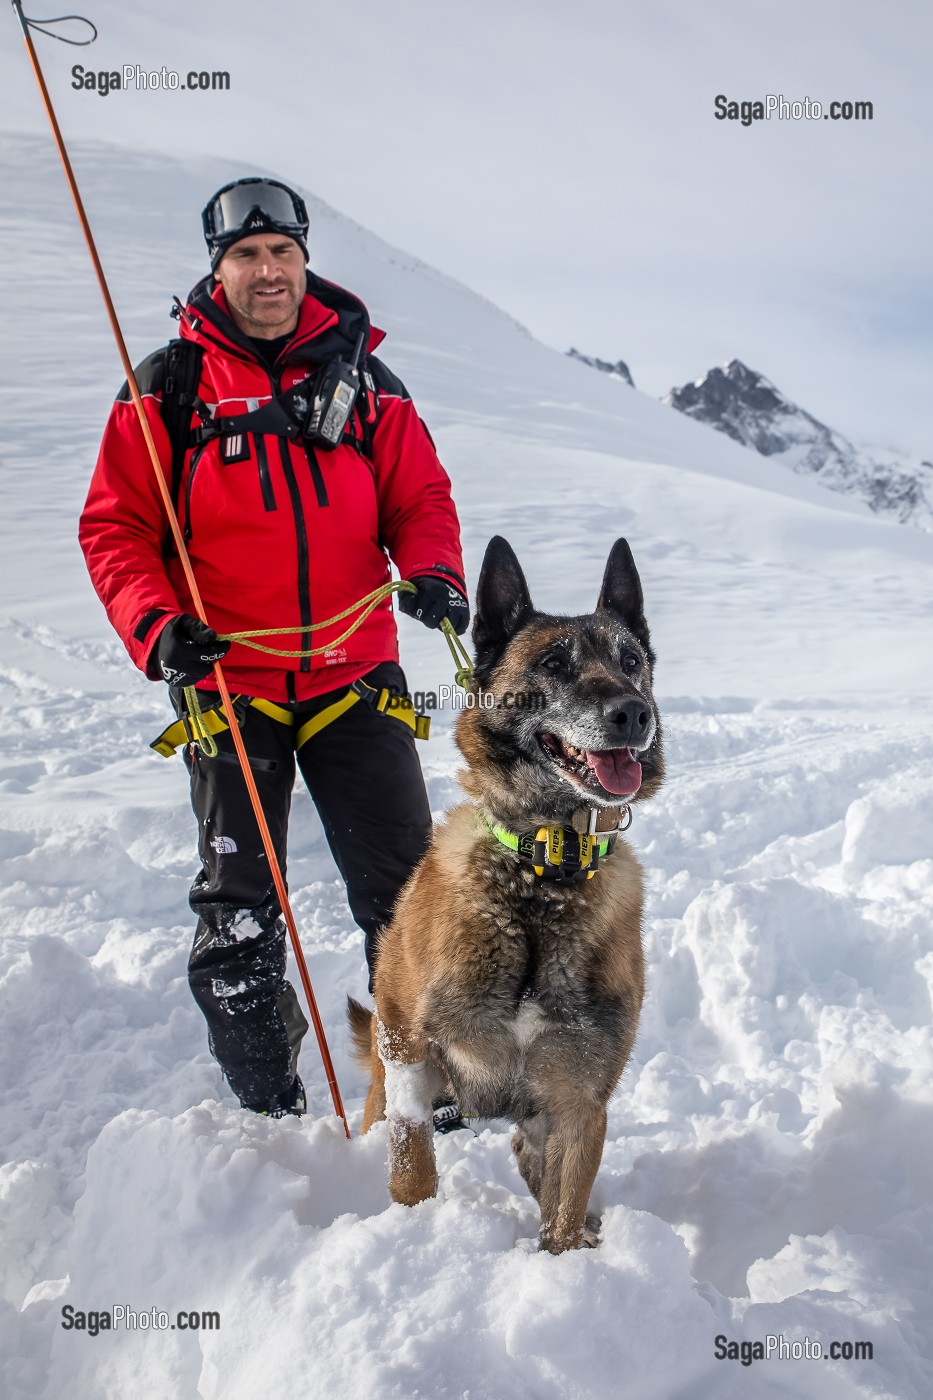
[153,677,431,760]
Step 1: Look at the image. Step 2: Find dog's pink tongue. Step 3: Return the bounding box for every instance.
[585,748,642,795]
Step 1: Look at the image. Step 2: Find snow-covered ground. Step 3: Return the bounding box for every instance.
[2,134,932,1400]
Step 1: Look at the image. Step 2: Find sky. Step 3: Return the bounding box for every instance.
[3,0,931,456]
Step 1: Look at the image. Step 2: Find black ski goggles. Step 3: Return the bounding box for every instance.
[202,178,310,264]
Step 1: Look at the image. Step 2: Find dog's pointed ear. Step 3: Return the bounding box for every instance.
[598,539,650,648]
[473,536,534,663]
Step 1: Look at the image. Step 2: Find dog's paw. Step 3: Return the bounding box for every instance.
[538,1219,600,1253]
[388,1119,439,1206]
[582,1211,602,1248]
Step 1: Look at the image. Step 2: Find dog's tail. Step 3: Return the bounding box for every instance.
[346,995,375,1068]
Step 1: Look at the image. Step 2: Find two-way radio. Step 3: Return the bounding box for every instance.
[303,328,366,449]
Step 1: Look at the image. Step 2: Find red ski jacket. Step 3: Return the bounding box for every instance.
[79,272,465,703]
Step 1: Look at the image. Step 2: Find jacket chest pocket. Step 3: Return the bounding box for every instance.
[217,432,278,513]
[228,434,327,513]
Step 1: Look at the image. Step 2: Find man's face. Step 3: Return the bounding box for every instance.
[213,233,306,338]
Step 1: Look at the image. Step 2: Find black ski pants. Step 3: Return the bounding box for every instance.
[180,662,432,1110]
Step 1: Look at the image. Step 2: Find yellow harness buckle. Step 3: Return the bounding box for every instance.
[150,700,239,758]
[351,681,431,741]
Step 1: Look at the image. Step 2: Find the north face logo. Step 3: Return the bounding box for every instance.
[211,836,238,854]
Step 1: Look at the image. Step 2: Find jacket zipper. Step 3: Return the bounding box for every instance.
[253,434,277,511]
[275,434,313,673]
[303,443,329,506]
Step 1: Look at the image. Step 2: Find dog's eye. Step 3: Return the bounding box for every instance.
[539,652,566,674]
[621,651,641,673]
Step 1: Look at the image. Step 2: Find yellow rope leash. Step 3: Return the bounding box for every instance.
[439,617,474,689]
[182,579,474,758]
[218,580,414,657]
[183,691,222,758]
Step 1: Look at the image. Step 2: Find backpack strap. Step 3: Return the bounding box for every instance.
[160,339,208,510]
[352,352,406,462]
[359,357,380,460]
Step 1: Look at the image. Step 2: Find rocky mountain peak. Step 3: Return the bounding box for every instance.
[567,347,634,387]
[665,359,932,529]
[566,344,931,529]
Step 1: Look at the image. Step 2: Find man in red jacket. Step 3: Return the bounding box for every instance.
[80,177,468,1118]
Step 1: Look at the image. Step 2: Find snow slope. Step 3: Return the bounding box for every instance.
[2,133,933,1400]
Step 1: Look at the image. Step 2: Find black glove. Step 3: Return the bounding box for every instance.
[154,613,231,686]
[399,574,470,635]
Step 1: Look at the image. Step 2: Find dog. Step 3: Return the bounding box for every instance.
[348,536,664,1252]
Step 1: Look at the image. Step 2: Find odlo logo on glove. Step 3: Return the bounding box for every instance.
[155,614,231,686]
[399,574,471,635]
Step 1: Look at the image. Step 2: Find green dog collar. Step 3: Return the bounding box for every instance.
[485,817,619,882]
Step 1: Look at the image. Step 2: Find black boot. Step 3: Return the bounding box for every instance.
[243,1075,307,1119]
